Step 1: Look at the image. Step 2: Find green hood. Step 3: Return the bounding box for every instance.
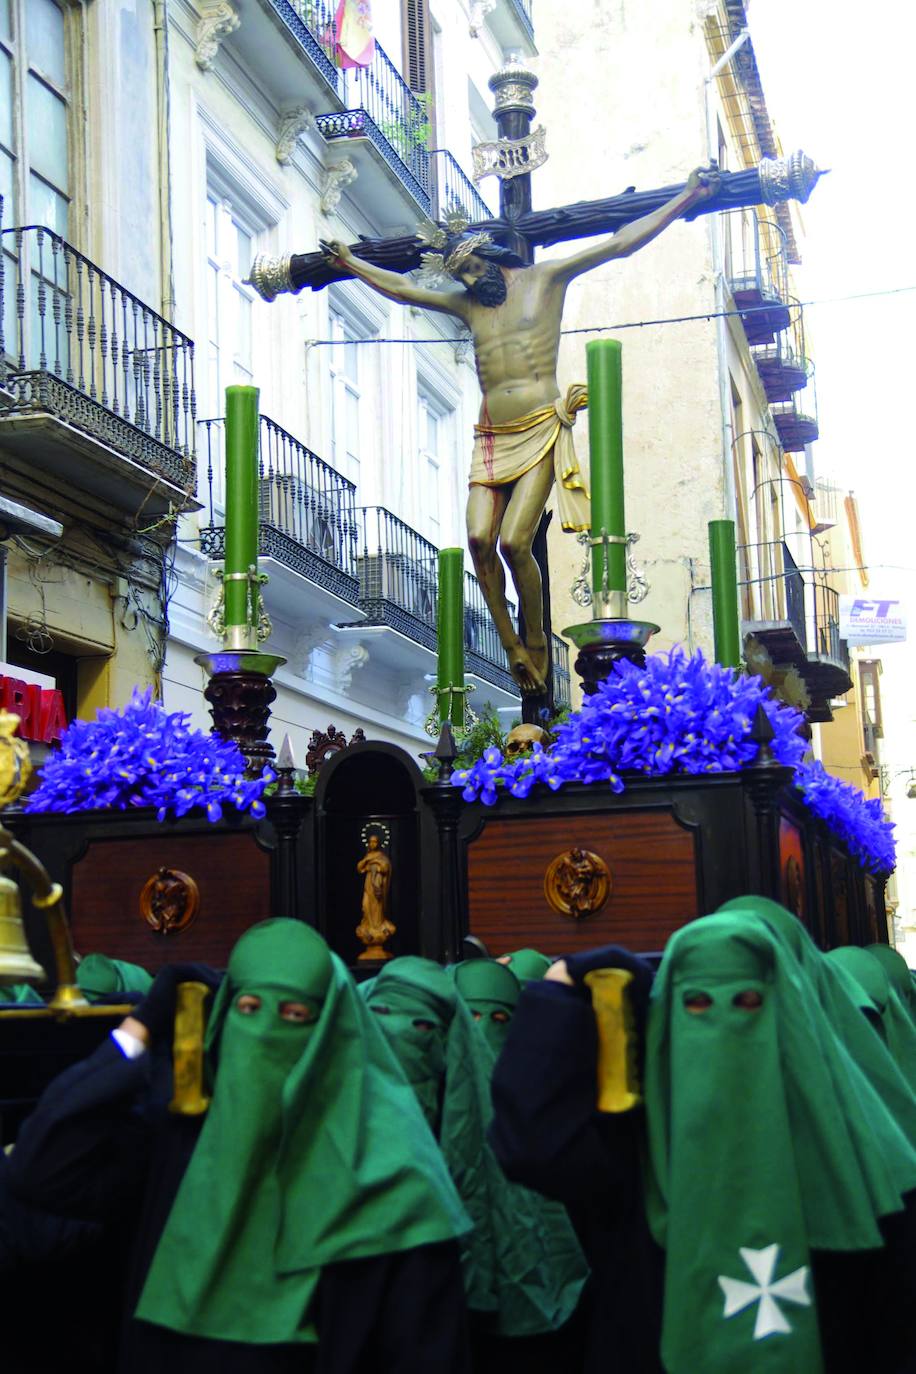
[502,948,551,981]
[76,954,153,1000]
[452,960,520,1056]
[718,897,916,1142]
[365,956,587,1337]
[137,921,468,1344]
[647,912,916,1373]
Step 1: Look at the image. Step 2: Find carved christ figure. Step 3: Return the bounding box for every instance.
[321,164,719,696]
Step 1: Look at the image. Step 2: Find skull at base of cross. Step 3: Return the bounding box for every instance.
[504,724,551,759]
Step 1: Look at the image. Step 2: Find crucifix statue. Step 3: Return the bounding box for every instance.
[248,59,820,717]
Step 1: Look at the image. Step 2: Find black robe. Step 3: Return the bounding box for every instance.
[488,980,664,1374]
[7,1036,469,1374]
[489,981,916,1374]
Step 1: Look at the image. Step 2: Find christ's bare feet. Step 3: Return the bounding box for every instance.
[526,633,549,687]
[508,640,547,696]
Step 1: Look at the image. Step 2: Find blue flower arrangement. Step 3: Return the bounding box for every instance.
[453,649,895,874]
[793,760,895,875]
[25,688,274,824]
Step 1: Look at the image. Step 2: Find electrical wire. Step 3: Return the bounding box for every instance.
[300,282,916,348]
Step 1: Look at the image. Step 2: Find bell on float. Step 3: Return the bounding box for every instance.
[0,869,45,986]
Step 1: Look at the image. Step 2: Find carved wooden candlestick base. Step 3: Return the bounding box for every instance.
[195,650,287,775]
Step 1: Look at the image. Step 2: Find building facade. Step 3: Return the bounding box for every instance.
[0,0,556,768]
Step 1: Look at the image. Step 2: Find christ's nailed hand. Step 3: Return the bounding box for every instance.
[319,238,352,267]
[686,163,721,200]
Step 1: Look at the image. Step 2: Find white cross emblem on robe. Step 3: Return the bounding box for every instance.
[718,1244,812,1339]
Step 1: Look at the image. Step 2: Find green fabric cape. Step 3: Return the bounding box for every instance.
[646,915,823,1372]
[718,897,916,1143]
[451,959,520,1056]
[502,948,551,981]
[646,912,916,1373]
[136,920,469,1344]
[364,956,587,1337]
[76,953,153,999]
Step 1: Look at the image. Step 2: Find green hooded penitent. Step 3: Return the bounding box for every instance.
[452,959,520,1056]
[718,897,916,1143]
[76,953,153,999]
[136,921,468,1344]
[364,956,587,1337]
[645,913,916,1374]
[502,947,551,981]
[867,942,916,1020]
[829,946,916,1092]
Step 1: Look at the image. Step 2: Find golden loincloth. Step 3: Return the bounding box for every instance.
[469,384,590,532]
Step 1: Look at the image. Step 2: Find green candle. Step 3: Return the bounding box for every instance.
[708,519,741,668]
[437,548,465,726]
[223,385,260,631]
[586,339,626,607]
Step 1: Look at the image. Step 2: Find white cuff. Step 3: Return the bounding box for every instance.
[111,1027,148,1060]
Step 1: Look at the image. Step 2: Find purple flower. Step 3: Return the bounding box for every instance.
[26,687,273,824]
[793,760,895,874]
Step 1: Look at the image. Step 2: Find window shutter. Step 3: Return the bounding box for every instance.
[401,0,430,94]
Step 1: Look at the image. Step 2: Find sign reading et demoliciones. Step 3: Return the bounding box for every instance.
[838,596,907,646]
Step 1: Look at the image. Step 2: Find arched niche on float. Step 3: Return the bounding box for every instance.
[314,740,433,967]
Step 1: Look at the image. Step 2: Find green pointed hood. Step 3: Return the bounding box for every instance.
[137,921,468,1344]
[646,913,916,1373]
[452,960,520,1056]
[365,956,587,1337]
[718,897,916,1142]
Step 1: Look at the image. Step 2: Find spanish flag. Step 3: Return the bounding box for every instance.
[335,0,374,70]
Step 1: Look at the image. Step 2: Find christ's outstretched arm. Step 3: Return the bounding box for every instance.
[320,240,470,320]
[545,164,721,286]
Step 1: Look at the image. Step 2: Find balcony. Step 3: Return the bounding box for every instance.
[341,505,519,707]
[223,1,341,109]
[722,208,791,345]
[315,42,432,220]
[752,298,812,404]
[0,226,197,519]
[739,538,852,719]
[198,414,361,617]
[484,0,536,55]
[770,374,819,452]
[430,151,493,224]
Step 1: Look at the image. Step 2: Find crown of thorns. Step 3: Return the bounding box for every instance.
[417,212,494,280]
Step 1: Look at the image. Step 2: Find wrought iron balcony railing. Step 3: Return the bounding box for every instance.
[752,296,813,405]
[430,150,493,224]
[721,207,790,345]
[199,414,359,604]
[271,0,341,94]
[356,507,522,686]
[738,538,851,712]
[770,369,819,452]
[0,225,196,493]
[315,41,431,212]
[552,633,571,708]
